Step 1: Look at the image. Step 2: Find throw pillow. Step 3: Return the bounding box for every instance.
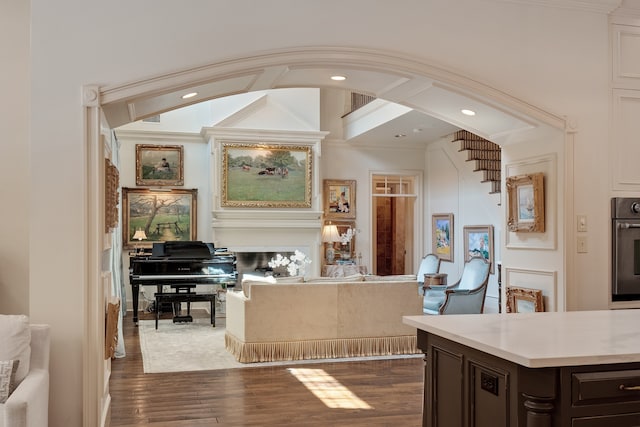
[0,359,20,403]
[0,315,31,386]
[274,276,305,284]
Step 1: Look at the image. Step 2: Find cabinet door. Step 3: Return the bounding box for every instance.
[428,346,463,427]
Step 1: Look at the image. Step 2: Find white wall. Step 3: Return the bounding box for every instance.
[2,0,619,425]
[0,0,29,315]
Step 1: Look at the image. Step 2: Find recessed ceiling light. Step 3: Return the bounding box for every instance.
[461,109,476,116]
[331,75,346,81]
[182,92,198,99]
[395,133,406,138]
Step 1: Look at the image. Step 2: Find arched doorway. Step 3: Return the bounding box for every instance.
[84,46,568,422]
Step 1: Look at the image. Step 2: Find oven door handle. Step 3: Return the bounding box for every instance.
[617,223,640,229]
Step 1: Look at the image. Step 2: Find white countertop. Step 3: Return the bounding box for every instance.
[403,310,640,368]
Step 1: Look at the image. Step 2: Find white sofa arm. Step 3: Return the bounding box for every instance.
[225,290,247,342]
[3,368,49,427]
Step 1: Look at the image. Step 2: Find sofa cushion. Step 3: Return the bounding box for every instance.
[304,274,364,283]
[0,359,20,403]
[274,276,305,284]
[0,315,31,385]
[363,274,417,281]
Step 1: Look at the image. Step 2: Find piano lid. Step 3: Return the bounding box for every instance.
[151,241,214,259]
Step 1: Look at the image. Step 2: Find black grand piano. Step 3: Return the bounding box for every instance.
[129,241,237,325]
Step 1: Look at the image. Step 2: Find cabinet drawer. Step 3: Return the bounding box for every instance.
[572,370,640,406]
[572,412,640,426]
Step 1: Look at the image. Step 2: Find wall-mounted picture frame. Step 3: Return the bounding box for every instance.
[326,220,357,260]
[221,143,312,208]
[135,144,184,187]
[105,158,120,233]
[506,172,545,233]
[323,179,356,220]
[432,213,454,262]
[463,225,494,273]
[122,187,197,249]
[506,286,544,313]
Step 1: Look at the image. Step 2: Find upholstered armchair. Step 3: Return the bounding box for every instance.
[416,253,441,296]
[422,256,491,315]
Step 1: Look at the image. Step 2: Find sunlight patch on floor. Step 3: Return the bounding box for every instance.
[288,368,373,409]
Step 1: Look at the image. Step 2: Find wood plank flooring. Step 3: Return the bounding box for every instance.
[109,311,425,426]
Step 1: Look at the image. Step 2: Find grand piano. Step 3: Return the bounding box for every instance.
[129,240,237,324]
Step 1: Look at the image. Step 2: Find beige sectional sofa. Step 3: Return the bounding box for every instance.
[224,275,423,363]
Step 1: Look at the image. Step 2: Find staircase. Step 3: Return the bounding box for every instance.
[452,130,501,194]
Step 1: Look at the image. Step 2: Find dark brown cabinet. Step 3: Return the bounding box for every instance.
[418,330,640,427]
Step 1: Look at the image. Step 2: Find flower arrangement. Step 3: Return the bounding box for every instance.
[340,227,357,245]
[268,250,312,277]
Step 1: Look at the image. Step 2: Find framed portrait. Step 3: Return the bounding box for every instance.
[323,179,356,220]
[463,225,494,273]
[432,213,454,262]
[506,172,545,233]
[122,187,197,249]
[135,144,184,187]
[221,143,312,208]
[506,286,544,313]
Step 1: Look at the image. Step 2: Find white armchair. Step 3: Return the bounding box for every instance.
[0,315,50,427]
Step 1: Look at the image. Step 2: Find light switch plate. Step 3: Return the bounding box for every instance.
[577,215,587,232]
[577,236,588,253]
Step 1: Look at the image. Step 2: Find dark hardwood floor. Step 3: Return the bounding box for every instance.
[109,310,425,426]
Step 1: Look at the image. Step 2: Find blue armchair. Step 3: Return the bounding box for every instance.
[416,254,441,296]
[423,256,490,315]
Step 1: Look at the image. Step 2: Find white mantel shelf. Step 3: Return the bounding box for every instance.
[404,310,640,368]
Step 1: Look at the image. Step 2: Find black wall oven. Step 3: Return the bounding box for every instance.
[612,197,640,301]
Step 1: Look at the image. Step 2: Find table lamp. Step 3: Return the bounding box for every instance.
[132,228,147,254]
[322,224,340,264]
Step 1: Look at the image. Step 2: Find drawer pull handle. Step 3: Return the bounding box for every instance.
[619,384,640,391]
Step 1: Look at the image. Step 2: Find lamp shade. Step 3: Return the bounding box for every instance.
[132,229,147,241]
[322,224,340,243]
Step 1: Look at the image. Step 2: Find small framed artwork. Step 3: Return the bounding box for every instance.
[122,187,197,249]
[327,220,357,260]
[221,143,312,208]
[463,225,494,273]
[432,213,454,262]
[506,286,544,313]
[506,172,545,232]
[135,144,184,186]
[324,179,356,220]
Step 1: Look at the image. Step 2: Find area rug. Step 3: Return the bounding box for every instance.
[138,318,421,374]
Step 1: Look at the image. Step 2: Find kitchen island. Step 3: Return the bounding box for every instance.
[404,310,640,427]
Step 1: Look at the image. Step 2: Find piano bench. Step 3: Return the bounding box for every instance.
[154,292,216,329]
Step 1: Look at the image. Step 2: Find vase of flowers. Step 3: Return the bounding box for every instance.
[340,227,358,259]
[268,250,312,277]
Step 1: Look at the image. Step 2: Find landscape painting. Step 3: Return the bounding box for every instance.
[135,144,184,186]
[122,188,197,248]
[221,143,312,208]
[432,213,453,262]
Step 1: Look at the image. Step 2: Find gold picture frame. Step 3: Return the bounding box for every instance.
[463,225,494,273]
[323,179,356,220]
[221,142,312,208]
[135,144,184,187]
[326,220,356,260]
[506,172,545,232]
[432,213,454,262]
[506,286,544,313]
[122,187,197,249]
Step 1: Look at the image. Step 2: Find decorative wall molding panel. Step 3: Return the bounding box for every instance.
[503,267,558,312]
[504,154,557,249]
